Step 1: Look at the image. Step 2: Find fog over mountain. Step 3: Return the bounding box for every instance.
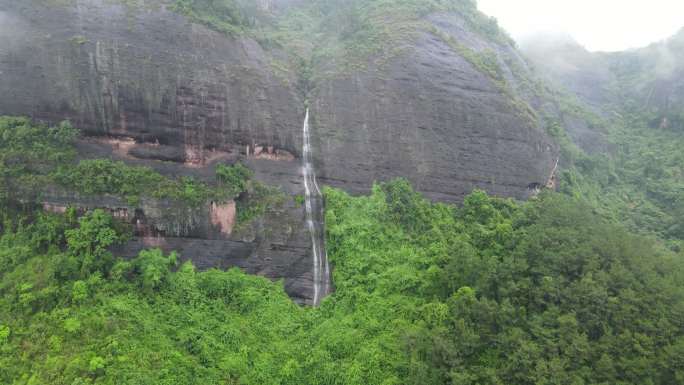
[0,1,683,384]
[478,0,684,51]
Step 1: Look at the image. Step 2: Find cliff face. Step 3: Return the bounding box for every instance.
[312,13,558,202]
[1,0,315,302]
[0,0,560,302]
[0,1,303,159]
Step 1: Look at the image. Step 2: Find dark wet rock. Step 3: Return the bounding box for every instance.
[0,1,566,303]
[0,0,304,157]
[311,14,558,202]
[0,0,317,302]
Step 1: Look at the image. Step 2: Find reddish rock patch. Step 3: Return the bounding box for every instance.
[87,136,137,158]
[247,145,295,161]
[183,146,234,167]
[202,149,234,165]
[184,145,204,167]
[210,201,236,235]
[142,236,167,249]
[42,202,67,214]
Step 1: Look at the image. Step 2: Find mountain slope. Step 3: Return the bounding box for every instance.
[521,30,684,249]
[0,0,561,299]
[1,2,684,384]
[1,183,682,384]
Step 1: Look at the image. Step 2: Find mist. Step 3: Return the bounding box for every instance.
[0,11,23,40]
[477,0,684,52]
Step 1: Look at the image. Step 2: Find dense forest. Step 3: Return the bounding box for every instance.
[1,0,683,384]
[1,175,683,384]
[0,119,683,383]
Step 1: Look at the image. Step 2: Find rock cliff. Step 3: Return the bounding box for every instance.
[312,13,558,201]
[0,0,561,302]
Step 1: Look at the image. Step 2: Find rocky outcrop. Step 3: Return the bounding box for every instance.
[312,13,558,202]
[38,170,314,303]
[0,0,563,303]
[0,0,320,303]
[0,0,303,160]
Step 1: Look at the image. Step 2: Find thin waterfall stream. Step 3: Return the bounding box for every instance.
[302,108,331,306]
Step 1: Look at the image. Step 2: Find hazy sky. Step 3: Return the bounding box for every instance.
[477,0,684,52]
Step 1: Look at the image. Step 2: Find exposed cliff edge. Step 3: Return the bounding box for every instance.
[0,1,303,156]
[0,0,561,303]
[311,12,558,202]
[0,0,317,302]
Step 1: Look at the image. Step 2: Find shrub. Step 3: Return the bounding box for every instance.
[216,162,253,197]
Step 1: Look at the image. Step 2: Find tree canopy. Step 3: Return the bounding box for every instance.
[1,181,682,384]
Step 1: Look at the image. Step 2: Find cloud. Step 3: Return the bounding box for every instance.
[477,0,684,52]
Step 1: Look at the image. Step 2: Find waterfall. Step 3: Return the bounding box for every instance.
[302,108,331,306]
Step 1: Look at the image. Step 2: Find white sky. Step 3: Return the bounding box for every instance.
[477,0,684,52]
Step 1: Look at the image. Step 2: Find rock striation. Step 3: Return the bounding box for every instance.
[312,14,558,202]
[0,0,562,303]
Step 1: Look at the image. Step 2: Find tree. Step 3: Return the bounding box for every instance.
[132,249,178,292]
[61,210,123,279]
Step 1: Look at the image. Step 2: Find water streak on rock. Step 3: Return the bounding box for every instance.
[302,109,331,306]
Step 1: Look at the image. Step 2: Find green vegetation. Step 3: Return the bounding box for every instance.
[0,117,284,230]
[557,111,684,251]
[169,0,513,80]
[0,209,302,384]
[54,159,226,206]
[69,35,89,45]
[0,116,78,203]
[236,182,286,228]
[216,162,287,228]
[1,180,683,384]
[536,75,684,251]
[293,194,305,207]
[215,162,253,197]
[324,181,684,384]
[487,36,684,252]
[170,0,264,35]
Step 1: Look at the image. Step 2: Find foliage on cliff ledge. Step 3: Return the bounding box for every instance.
[171,0,511,77]
[1,180,683,384]
[0,116,77,203]
[0,117,253,207]
[171,0,264,35]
